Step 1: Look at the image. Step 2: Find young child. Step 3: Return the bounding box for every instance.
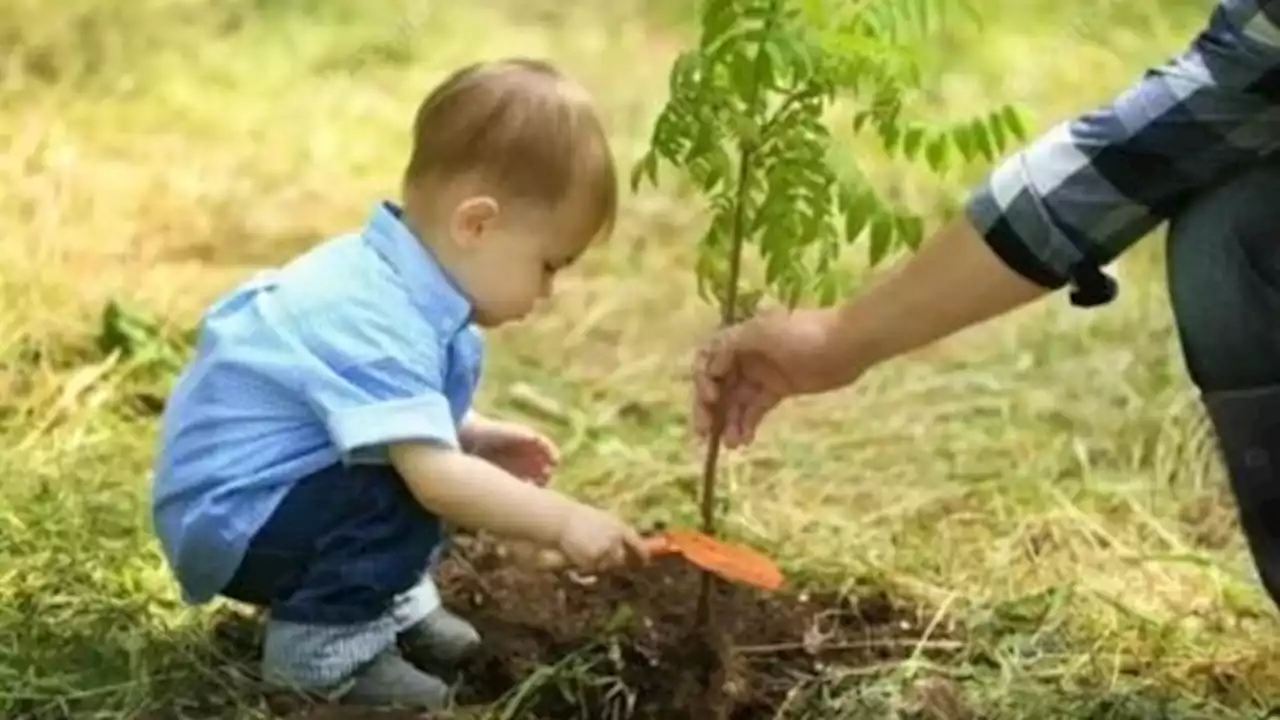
[151,57,651,709]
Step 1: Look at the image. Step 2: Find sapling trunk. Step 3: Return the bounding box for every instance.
[694,143,755,631]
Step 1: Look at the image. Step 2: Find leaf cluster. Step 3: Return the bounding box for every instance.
[632,0,1029,315]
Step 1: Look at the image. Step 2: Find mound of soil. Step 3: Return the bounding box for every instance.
[222,535,955,720]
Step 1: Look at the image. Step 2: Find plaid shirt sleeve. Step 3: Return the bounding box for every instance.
[965,0,1280,307]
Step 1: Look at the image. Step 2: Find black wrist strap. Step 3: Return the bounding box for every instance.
[1067,262,1118,308]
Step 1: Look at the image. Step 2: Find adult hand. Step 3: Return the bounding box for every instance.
[691,215,1053,449]
[691,307,867,449]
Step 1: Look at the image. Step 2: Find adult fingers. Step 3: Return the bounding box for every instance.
[693,319,775,441]
[692,389,716,435]
[721,385,750,449]
[700,328,737,379]
[698,380,751,447]
[691,344,719,438]
[692,344,721,406]
[727,389,765,448]
[738,390,780,447]
[697,323,756,386]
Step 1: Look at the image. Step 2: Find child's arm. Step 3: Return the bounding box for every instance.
[454,409,559,486]
[288,299,631,566]
[388,441,635,567]
[458,409,494,453]
[389,440,567,543]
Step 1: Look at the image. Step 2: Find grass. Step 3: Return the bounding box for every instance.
[2,0,1278,717]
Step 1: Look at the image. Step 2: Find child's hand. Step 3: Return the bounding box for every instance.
[556,505,650,573]
[462,417,559,486]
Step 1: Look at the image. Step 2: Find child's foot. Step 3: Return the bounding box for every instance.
[341,649,452,709]
[399,606,482,671]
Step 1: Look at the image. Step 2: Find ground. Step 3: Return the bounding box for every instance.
[217,534,950,720]
[2,0,1279,718]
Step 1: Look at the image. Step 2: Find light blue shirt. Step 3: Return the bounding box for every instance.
[152,201,484,604]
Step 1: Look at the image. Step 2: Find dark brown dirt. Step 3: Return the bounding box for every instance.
[217,535,955,720]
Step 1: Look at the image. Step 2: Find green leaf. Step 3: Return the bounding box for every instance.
[700,0,738,44]
[952,123,975,162]
[868,212,895,266]
[924,133,950,173]
[841,185,874,242]
[767,27,814,87]
[817,275,839,305]
[629,152,659,191]
[970,116,994,160]
[729,49,758,100]
[902,126,925,161]
[895,213,925,250]
[851,109,872,133]
[879,119,901,153]
[1001,104,1028,140]
[987,109,1007,152]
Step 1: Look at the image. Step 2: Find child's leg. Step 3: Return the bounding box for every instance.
[398,604,482,672]
[394,533,481,672]
[221,462,455,706]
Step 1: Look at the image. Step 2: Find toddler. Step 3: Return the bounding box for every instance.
[151,57,651,709]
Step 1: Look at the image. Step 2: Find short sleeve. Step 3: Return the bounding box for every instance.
[287,296,459,463]
[965,2,1280,297]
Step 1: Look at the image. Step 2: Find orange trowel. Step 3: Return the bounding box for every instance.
[536,528,784,591]
[644,529,784,591]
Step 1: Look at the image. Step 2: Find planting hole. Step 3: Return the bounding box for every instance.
[215,536,957,720]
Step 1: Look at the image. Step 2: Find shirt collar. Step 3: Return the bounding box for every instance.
[363,200,474,334]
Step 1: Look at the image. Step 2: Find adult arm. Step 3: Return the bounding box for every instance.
[696,1,1280,444]
[835,0,1280,370]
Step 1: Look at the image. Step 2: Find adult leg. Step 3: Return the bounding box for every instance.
[1166,158,1280,609]
[221,462,453,706]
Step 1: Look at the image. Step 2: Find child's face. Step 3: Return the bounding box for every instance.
[445,195,589,327]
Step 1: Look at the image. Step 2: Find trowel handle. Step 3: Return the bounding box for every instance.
[529,533,678,572]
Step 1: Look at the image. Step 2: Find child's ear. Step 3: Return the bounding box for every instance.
[451,196,500,249]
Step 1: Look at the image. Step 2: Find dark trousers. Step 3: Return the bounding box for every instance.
[1166,158,1280,609]
[221,462,444,626]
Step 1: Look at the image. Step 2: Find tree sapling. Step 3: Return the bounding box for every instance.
[632,0,1027,710]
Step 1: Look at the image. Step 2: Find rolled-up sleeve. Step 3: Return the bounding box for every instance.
[966,0,1280,303]
[288,297,459,463]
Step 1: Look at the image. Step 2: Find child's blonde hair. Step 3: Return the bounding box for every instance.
[403,58,618,244]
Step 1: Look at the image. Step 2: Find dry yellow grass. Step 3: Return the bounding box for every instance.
[2,0,1277,717]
